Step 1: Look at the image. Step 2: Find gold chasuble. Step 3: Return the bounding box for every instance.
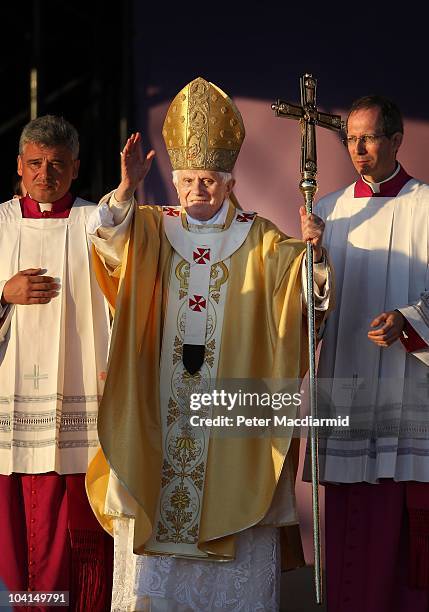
[87,199,307,561]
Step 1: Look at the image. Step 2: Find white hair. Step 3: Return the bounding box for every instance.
[172,170,233,186]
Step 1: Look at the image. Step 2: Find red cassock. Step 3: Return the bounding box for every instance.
[0,195,113,612]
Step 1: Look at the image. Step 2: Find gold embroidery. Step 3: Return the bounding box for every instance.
[205,339,215,368]
[173,336,183,365]
[161,459,176,487]
[172,368,210,408]
[154,254,231,548]
[175,252,228,296]
[156,421,204,544]
[176,261,190,291]
[189,463,205,490]
[157,521,168,537]
[167,398,180,425]
[205,314,214,338]
[187,523,199,539]
[210,261,229,292]
[163,77,245,172]
[170,485,192,510]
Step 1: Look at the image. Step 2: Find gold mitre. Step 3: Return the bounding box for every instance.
[162,77,245,172]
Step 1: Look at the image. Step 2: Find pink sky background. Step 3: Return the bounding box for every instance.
[146,97,429,235]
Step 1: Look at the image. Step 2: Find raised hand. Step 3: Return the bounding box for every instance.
[115,133,155,202]
[1,269,60,306]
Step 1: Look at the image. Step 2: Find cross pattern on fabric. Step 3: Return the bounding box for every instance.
[162,204,257,369]
[24,364,48,390]
[163,207,181,217]
[342,373,360,401]
[193,248,211,264]
[144,251,231,557]
[189,295,206,312]
[236,212,256,223]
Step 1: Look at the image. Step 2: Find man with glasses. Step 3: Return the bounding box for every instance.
[313,95,429,611]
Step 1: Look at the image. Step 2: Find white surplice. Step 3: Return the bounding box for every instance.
[0,198,110,474]
[315,178,429,483]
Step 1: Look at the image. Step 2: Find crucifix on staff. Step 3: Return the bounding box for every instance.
[272,73,342,605]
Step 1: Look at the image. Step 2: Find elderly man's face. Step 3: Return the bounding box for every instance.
[17,142,79,203]
[175,170,234,221]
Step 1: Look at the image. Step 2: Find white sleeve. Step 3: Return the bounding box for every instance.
[0,279,14,344]
[301,251,331,312]
[87,190,135,271]
[0,280,8,319]
[398,292,429,365]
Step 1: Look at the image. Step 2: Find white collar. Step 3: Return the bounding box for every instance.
[27,196,53,212]
[362,163,400,194]
[39,202,53,212]
[185,199,229,226]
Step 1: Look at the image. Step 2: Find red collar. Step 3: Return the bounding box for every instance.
[354,165,412,198]
[20,192,75,218]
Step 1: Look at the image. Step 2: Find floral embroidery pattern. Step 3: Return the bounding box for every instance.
[155,257,229,546]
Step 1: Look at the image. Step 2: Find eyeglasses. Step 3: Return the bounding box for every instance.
[342,134,388,147]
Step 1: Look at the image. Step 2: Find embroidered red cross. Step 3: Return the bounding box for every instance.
[236,212,256,223]
[189,295,207,312]
[163,207,181,217]
[193,248,211,264]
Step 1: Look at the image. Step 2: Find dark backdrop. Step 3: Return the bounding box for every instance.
[1,2,428,205]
